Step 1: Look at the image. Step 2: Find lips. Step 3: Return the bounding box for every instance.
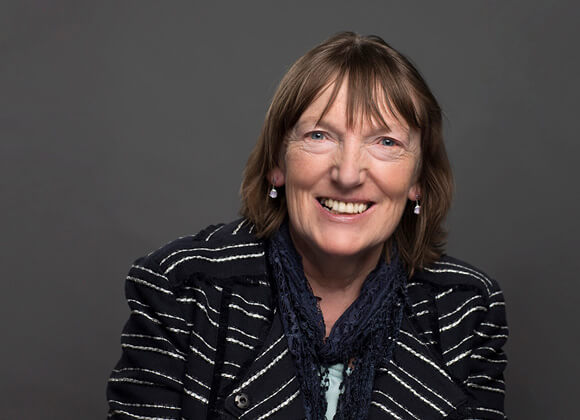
[317,197,373,214]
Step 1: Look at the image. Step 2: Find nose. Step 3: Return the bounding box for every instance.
[331,140,365,188]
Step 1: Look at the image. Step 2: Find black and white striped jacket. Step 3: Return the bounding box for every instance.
[107,219,508,419]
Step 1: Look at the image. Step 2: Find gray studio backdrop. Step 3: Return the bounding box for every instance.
[2,1,578,418]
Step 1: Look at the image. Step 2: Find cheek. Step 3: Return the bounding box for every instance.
[373,161,418,197]
[284,147,329,189]
[283,149,332,224]
[283,154,313,213]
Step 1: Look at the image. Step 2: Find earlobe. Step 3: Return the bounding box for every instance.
[268,167,285,186]
[409,185,421,215]
[408,185,421,201]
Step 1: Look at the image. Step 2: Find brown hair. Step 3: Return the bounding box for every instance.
[240,32,453,274]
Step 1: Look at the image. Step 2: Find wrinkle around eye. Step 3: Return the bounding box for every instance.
[368,140,408,161]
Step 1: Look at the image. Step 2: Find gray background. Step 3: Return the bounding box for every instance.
[1,1,578,418]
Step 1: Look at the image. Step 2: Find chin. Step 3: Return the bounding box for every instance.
[315,236,377,259]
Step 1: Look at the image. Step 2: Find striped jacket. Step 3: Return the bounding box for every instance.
[107,219,508,419]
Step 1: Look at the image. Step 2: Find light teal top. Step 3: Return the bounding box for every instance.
[324,363,350,420]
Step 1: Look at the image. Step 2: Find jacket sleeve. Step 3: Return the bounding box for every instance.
[463,282,508,419]
[441,278,509,419]
[107,255,190,419]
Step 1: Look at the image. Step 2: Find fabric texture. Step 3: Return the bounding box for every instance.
[107,218,509,420]
[325,364,346,420]
[267,222,406,420]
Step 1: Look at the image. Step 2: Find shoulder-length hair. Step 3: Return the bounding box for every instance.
[240,31,453,274]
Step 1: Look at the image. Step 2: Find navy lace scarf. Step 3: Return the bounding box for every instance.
[266,223,406,420]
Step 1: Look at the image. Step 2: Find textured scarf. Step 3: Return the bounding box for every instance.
[267,223,406,420]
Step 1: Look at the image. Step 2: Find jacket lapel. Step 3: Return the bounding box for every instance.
[222,309,306,420]
[368,313,468,419]
[223,310,467,420]
[224,310,467,420]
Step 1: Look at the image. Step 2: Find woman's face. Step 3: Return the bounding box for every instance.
[271,81,421,262]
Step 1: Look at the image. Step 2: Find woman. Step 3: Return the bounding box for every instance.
[107,32,508,419]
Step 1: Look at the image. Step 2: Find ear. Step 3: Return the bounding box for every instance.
[268,167,285,186]
[408,183,421,201]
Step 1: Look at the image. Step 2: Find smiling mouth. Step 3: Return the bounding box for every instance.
[317,198,373,214]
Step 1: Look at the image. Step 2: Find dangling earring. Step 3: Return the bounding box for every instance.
[413,195,421,215]
[268,178,278,199]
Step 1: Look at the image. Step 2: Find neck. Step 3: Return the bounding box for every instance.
[302,251,380,296]
[288,227,383,336]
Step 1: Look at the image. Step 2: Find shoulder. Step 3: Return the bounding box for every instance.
[406,255,506,341]
[409,255,502,302]
[136,218,268,290]
[406,255,507,356]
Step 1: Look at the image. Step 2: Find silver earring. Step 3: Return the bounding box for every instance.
[268,178,278,199]
[413,195,421,215]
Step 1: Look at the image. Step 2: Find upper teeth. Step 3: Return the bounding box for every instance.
[320,198,369,214]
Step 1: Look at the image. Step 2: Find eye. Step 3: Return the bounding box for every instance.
[309,131,326,141]
[380,137,397,147]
